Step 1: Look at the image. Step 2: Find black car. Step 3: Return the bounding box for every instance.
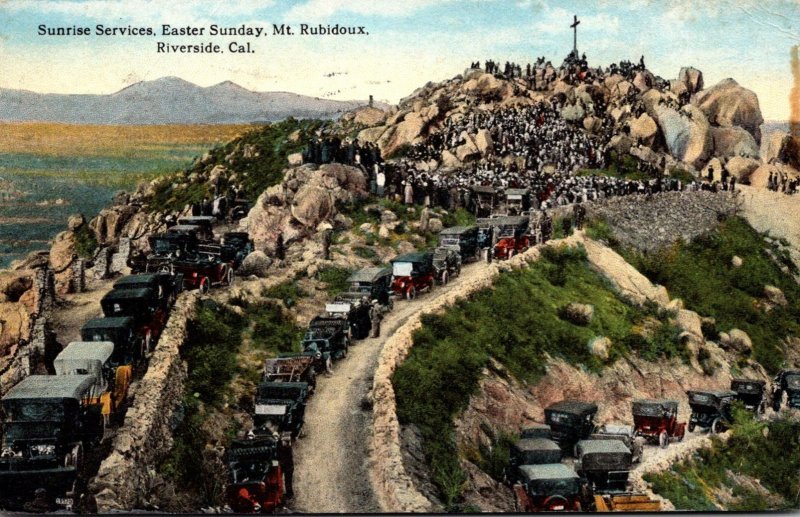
[0,375,104,510]
[730,378,767,414]
[544,400,598,453]
[340,267,393,309]
[253,382,310,441]
[687,390,736,433]
[113,272,183,310]
[505,437,562,485]
[574,439,632,490]
[772,369,800,411]
[81,316,145,366]
[438,225,480,262]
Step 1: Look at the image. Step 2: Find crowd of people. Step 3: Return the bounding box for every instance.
[767,169,799,195]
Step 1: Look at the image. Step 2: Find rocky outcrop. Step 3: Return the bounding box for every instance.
[761,131,800,170]
[678,67,704,95]
[711,126,759,159]
[89,204,138,246]
[724,156,761,182]
[693,78,764,144]
[242,163,368,249]
[653,104,713,169]
[629,113,659,148]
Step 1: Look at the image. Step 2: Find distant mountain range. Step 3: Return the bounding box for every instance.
[0,77,375,124]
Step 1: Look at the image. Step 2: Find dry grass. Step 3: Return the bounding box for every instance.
[0,122,255,157]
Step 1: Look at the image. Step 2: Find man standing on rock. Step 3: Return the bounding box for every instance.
[369,300,383,338]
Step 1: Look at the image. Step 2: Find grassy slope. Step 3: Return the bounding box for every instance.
[612,216,800,374]
[392,245,685,508]
[644,410,800,511]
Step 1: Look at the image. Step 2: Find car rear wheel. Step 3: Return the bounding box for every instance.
[658,430,668,448]
[200,277,210,294]
[406,286,416,300]
[225,267,234,286]
[688,422,695,433]
[543,495,569,511]
[711,417,723,434]
[441,271,448,285]
[508,249,515,260]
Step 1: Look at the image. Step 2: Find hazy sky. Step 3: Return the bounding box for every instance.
[1,0,797,120]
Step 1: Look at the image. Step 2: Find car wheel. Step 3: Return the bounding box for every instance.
[441,271,448,285]
[225,267,234,286]
[658,430,668,448]
[406,286,416,300]
[677,428,685,442]
[200,277,210,294]
[688,422,695,433]
[711,417,723,434]
[508,249,515,259]
[144,330,153,354]
[456,265,462,277]
[388,298,394,311]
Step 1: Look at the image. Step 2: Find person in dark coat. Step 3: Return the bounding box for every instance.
[276,434,294,500]
[275,231,285,260]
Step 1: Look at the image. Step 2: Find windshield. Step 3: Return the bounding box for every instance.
[547,411,576,426]
[582,452,630,471]
[3,399,65,422]
[440,237,460,246]
[529,477,580,497]
[689,393,715,405]
[4,421,63,442]
[393,262,413,276]
[786,375,800,390]
[152,239,177,254]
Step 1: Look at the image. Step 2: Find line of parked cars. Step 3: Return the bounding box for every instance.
[507,373,799,512]
[0,215,254,512]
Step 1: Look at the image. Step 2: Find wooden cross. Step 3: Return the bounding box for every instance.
[570,15,580,54]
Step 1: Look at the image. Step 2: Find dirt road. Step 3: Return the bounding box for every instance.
[291,260,490,513]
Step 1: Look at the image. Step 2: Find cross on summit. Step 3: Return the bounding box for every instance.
[570,14,580,54]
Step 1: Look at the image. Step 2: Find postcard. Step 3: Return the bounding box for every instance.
[0,0,798,513]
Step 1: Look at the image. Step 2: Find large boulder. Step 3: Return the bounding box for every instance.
[654,104,713,169]
[49,230,77,295]
[562,303,594,326]
[378,112,428,157]
[693,78,764,143]
[700,158,724,182]
[761,131,800,169]
[291,186,334,228]
[678,67,704,94]
[462,72,506,99]
[440,149,462,168]
[711,126,759,159]
[629,113,659,148]
[89,204,137,245]
[748,164,780,188]
[353,106,389,127]
[632,70,656,92]
[609,134,634,156]
[475,129,494,156]
[724,156,761,182]
[588,336,611,360]
[238,251,273,277]
[358,125,388,144]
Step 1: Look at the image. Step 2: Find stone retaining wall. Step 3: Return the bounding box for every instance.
[368,234,582,512]
[90,291,199,511]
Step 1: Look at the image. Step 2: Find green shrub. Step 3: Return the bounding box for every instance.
[74,224,98,258]
[316,266,353,295]
[263,280,307,306]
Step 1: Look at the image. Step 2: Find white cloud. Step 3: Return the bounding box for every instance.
[532,6,619,36]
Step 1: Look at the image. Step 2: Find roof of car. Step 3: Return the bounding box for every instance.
[518,463,579,482]
[439,225,477,235]
[168,225,201,233]
[102,287,154,302]
[3,374,96,401]
[82,316,135,330]
[687,389,737,399]
[392,252,431,263]
[114,274,162,288]
[576,439,631,455]
[632,399,679,410]
[515,438,561,452]
[347,267,391,283]
[545,400,599,415]
[55,341,114,363]
[596,424,634,436]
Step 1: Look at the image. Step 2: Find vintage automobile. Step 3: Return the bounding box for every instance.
[80,316,145,366]
[502,187,531,215]
[520,424,553,440]
[100,287,168,352]
[544,400,598,453]
[263,355,318,392]
[390,252,436,300]
[438,226,480,263]
[322,301,371,341]
[470,185,499,217]
[505,438,562,485]
[224,436,284,514]
[113,272,183,311]
[491,215,531,260]
[771,369,800,411]
[730,378,768,414]
[0,375,105,511]
[221,231,255,269]
[631,399,686,447]
[128,231,200,273]
[590,424,643,464]
[54,341,132,427]
[686,390,736,433]
[171,254,234,293]
[512,463,586,512]
[176,216,216,240]
[432,246,461,285]
[253,382,310,441]
[340,267,393,309]
[574,439,632,491]
[302,316,351,363]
